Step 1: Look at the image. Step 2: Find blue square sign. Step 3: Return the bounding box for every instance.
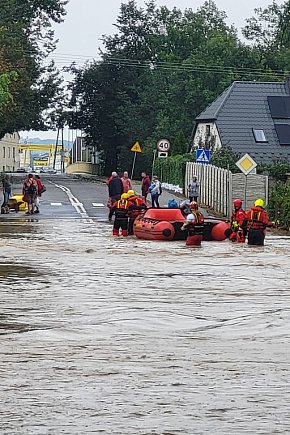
[196,149,210,164]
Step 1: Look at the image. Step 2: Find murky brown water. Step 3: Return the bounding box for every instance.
[0,219,290,434]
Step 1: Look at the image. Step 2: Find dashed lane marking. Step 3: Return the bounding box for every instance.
[92,203,105,207]
[50,202,63,206]
[54,184,94,223]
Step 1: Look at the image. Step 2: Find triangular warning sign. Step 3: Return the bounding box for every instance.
[130,142,142,153]
[198,150,209,162]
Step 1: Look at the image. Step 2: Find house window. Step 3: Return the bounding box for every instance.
[206,125,211,137]
[8,147,11,158]
[13,147,15,159]
[253,129,267,143]
[3,147,5,158]
[275,124,290,145]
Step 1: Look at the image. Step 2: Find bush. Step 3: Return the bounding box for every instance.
[268,182,290,229]
[154,153,195,188]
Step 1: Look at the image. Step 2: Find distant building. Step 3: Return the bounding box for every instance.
[192,79,290,163]
[70,136,91,164]
[0,132,20,172]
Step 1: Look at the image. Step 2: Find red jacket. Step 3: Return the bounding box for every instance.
[231,208,246,229]
[245,206,273,230]
[35,178,44,196]
[141,176,151,196]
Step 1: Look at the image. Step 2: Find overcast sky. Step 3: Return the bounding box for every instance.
[24,0,282,141]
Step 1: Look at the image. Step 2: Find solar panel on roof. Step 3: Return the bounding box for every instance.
[268,96,290,118]
[275,124,290,145]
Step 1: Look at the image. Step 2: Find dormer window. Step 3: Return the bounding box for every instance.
[253,129,267,143]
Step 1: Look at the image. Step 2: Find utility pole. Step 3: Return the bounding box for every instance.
[53,127,60,171]
[61,128,65,173]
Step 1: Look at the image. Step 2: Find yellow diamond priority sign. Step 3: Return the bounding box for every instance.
[236,153,257,176]
[130,142,142,153]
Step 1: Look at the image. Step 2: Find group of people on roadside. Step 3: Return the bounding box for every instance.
[22,174,46,215]
[106,170,164,236]
[1,173,46,215]
[106,170,162,211]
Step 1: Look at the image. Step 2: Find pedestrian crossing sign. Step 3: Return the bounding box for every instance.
[196,149,210,164]
[130,142,142,153]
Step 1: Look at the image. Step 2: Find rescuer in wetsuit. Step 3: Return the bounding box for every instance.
[109,193,133,236]
[181,202,204,246]
[229,199,246,243]
[127,190,147,235]
[243,198,274,246]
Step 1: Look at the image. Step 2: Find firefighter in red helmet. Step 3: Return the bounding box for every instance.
[229,199,246,243]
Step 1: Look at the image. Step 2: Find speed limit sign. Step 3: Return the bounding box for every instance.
[157,139,170,152]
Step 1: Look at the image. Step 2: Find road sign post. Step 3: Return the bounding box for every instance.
[235,153,257,209]
[130,141,142,180]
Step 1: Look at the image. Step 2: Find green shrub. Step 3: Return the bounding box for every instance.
[154,153,195,188]
[268,182,290,229]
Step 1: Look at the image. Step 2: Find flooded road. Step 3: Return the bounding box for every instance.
[0,216,290,434]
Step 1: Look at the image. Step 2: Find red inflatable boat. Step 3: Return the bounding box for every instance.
[134,208,230,241]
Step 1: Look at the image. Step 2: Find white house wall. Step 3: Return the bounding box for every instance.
[0,133,20,172]
[193,122,222,150]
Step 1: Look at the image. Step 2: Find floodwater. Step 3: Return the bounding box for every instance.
[0,218,290,434]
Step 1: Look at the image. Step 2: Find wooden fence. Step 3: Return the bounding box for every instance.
[185,162,268,217]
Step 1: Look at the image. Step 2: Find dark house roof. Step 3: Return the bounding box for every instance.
[196,80,290,163]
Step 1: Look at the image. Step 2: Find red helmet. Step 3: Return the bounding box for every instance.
[190,201,198,210]
[233,199,242,208]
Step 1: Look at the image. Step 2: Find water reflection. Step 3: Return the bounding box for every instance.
[0,219,289,434]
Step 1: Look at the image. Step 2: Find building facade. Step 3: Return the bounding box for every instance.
[192,79,290,163]
[0,132,20,172]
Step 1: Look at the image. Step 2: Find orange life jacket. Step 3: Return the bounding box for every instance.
[245,207,271,230]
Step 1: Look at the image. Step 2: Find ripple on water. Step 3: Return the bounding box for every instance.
[0,220,290,434]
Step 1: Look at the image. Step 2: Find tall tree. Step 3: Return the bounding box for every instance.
[0,0,67,138]
[69,0,287,175]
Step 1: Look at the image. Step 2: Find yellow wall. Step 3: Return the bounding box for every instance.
[66,162,94,174]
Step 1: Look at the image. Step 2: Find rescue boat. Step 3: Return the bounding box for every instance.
[133,208,230,241]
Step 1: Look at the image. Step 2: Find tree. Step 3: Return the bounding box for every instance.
[0,72,17,109]
[69,0,288,175]
[0,0,67,138]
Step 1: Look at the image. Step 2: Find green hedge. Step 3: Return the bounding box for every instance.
[268,182,290,229]
[153,154,195,188]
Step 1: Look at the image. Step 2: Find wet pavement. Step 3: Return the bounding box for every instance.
[0,175,290,434]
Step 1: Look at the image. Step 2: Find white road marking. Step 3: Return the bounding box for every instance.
[92,203,105,207]
[54,184,94,223]
[50,202,63,206]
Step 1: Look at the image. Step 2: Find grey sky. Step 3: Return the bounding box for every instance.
[24,0,282,140]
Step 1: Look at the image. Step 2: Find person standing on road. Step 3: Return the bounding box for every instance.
[121,171,132,193]
[22,173,38,215]
[34,175,46,214]
[188,177,199,202]
[1,174,12,212]
[108,172,124,202]
[243,199,273,246]
[149,175,161,208]
[141,171,151,201]
[107,172,124,220]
